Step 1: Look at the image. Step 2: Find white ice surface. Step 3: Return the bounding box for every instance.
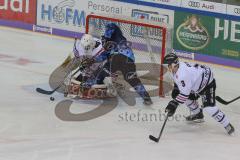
[0,26,239,160]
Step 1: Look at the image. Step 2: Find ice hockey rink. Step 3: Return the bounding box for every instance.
[0,26,239,160]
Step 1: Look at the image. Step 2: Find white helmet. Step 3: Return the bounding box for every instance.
[80,34,96,55]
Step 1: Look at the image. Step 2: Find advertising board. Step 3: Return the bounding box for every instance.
[174,11,240,61]
[37,0,174,33]
[0,0,37,24]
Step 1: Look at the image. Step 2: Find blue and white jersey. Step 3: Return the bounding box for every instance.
[104,23,135,62]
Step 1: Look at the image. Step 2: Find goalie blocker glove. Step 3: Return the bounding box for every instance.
[165,100,179,117]
[79,57,95,71]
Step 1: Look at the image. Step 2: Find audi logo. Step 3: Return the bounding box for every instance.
[188,1,200,8]
[234,8,240,14]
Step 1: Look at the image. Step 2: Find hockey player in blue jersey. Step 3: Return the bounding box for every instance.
[96,22,153,105]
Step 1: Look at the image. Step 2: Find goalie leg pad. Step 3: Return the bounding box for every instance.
[67,80,115,99]
[61,53,74,68]
[104,77,117,97]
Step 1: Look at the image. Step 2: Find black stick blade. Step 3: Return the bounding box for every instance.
[149,135,159,143]
[216,96,228,105]
[216,96,240,105]
[36,88,54,95]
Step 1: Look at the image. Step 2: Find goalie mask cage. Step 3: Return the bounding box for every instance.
[86,14,173,97]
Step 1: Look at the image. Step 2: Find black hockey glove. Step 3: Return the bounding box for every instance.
[79,65,86,71]
[79,58,95,71]
[165,100,179,117]
[188,93,200,100]
[101,36,117,51]
[101,36,109,45]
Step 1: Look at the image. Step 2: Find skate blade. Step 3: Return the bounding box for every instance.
[186,119,205,124]
[228,132,235,136]
[226,129,235,136]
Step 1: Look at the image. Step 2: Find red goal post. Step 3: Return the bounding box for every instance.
[85,14,173,97]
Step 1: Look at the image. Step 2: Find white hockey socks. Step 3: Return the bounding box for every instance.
[204,106,230,127]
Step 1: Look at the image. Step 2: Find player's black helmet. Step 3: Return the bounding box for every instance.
[103,23,126,44]
[163,53,179,65]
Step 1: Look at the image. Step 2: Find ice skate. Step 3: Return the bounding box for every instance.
[225,123,235,135]
[186,109,204,123]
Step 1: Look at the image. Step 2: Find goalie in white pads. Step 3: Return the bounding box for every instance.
[61,34,116,99]
[163,53,235,135]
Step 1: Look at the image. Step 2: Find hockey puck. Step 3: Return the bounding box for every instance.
[50,97,55,101]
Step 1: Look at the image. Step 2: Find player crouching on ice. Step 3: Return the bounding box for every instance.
[61,34,116,99]
[163,53,235,135]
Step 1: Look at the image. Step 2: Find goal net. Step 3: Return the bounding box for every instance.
[85,14,174,97]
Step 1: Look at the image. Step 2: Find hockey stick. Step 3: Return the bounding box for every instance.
[36,38,79,95]
[216,96,240,105]
[36,68,80,95]
[149,113,169,143]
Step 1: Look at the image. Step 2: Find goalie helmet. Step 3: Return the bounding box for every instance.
[80,34,96,55]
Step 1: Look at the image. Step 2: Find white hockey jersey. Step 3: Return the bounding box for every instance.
[173,62,213,104]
